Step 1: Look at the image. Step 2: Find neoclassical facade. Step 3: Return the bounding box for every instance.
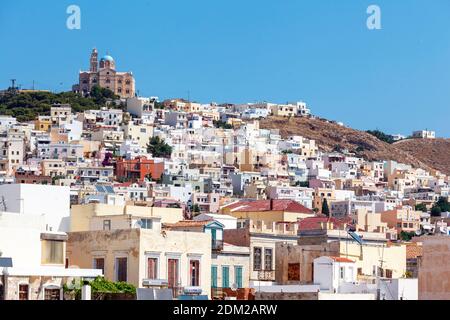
[73,48,135,99]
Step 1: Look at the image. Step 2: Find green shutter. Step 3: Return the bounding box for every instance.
[235,266,243,288]
[211,266,218,288]
[222,266,229,288]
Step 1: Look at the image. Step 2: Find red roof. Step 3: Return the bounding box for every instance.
[329,256,354,263]
[225,199,313,214]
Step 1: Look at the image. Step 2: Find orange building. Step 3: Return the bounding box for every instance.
[115,156,164,182]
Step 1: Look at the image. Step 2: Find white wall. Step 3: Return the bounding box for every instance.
[0,212,45,267]
[0,184,70,232]
[380,278,418,300]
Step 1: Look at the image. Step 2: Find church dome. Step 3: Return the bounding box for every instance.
[101,55,114,62]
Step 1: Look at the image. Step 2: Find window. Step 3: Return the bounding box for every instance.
[264,248,273,271]
[211,265,218,288]
[253,247,262,271]
[385,269,393,279]
[222,266,230,288]
[103,220,111,231]
[19,284,29,300]
[41,240,64,265]
[44,288,61,300]
[340,267,345,280]
[288,263,300,281]
[168,258,179,289]
[115,257,128,282]
[147,258,158,279]
[140,219,153,229]
[235,266,243,288]
[93,257,105,274]
[189,260,200,286]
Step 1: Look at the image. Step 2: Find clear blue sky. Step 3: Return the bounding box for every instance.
[1,0,450,137]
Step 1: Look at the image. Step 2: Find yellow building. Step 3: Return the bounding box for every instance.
[35,116,52,132]
[67,218,212,297]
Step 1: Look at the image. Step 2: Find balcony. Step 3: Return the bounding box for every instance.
[212,239,224,252]
[257,270,275,281]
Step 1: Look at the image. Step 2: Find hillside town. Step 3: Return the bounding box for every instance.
[0,50,449,301]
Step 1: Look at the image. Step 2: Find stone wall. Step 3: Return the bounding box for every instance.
[418,236,450,300]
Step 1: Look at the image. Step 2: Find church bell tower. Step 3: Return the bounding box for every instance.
[90,48,98,73]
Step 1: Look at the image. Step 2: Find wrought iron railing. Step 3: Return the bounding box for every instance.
[211,239,224,251]
[257,270,275,281]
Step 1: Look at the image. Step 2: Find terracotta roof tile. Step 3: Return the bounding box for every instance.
[225,199,313,214]
[329,256,354,263]
[163,220,209,229]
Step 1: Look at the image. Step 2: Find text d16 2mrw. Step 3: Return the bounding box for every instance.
[173,304,278,318]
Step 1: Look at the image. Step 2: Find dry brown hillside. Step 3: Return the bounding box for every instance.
[394,138,450,176]
[259,116,449,175]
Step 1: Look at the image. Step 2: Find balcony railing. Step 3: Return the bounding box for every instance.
[212,239,224,251]
[257,270,275,281]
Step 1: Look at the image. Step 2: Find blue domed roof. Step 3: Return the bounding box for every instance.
[101,55,114,62]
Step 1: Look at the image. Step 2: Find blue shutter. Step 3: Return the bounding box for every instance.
[211,266,218,288]
[235,266,243,288]
[222,266,229,288]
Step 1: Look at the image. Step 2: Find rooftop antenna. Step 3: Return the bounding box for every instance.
[10,79,17,94]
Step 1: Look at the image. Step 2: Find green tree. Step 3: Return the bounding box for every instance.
[146,136,173,158]
[430,197,450,217]
[321,199,330,217]
[366,130,395,144]
[213,120,233,129]
[415,203,428,212]
[295,181,309,188]
[400,231,416,241]
[431,205,442,217]
[0,89,121,122]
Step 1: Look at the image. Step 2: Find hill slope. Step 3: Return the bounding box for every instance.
[394,138,450,176]
[260,116,449,175]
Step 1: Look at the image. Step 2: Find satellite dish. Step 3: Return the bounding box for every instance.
[230,283,237,292]
[415,229,422,236]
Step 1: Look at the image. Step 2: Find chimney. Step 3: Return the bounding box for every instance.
[270,199,274,211]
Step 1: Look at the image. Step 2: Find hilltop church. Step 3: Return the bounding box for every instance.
[73,48,135,99]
